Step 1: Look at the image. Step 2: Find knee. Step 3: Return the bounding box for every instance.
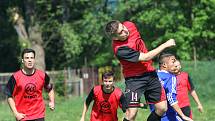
[126,109,138,120]
[156,106,167,116]
[155,103,167,115]
[158,105,167,113]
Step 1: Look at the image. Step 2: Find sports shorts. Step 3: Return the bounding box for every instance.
[124,71,166,108]
[25,118,45,121]
[181,106,192,119]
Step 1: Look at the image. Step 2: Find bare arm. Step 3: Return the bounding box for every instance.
[80,88,94,121]
[7,97,26,120]
[190,90,203,113]
[139,39,176,61]
[80,102,89,121]
[48,89,55,110]
[44,73,55,110]
[171,103,193,121]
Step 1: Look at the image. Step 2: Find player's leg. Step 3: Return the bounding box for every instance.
[124,76,147,121]
[148,100,167,121]
[153,86,167,116]
[145,71,167,121]
[124,108,138,121]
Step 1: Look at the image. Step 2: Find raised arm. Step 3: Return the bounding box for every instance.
[139,39,176,61]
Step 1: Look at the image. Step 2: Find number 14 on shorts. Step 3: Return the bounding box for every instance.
[131,92,138,102]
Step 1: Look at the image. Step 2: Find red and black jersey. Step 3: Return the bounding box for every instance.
[4,69,52,120]
[112,21,155,78]
[176,72,195,108]
[86,85,126,121]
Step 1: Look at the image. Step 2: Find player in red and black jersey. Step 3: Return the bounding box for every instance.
[4,48,55,121]
[173,60,203,119]
[80,71,126,121]
[105,20,176,121]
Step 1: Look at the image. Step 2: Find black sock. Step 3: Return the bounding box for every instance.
[123,118,130,121]
[147,111,161,121]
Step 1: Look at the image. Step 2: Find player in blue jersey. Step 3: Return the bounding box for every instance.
[150,53,193,121]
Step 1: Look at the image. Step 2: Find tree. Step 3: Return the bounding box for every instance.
[114,0,215,60]
[1,0,214,72]
[5,0,64,70]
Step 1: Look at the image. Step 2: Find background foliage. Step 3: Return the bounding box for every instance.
[0,0,214,72]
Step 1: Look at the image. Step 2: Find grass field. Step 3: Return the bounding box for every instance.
[1,97,214,121]
[0,61,215,121]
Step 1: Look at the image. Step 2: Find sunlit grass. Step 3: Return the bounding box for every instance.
[0,61,214,121]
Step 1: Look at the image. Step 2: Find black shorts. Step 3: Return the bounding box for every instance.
[181,106,192,118]
[26,118,45,121]
[124,71,166,108]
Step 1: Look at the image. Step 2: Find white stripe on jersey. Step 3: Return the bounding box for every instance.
[171,76,177,94]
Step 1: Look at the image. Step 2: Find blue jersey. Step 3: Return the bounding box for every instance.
[150,70,183,121]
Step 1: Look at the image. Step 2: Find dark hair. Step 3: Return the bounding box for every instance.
[21,48,36,59]
[158,53,175,66]
[105,20,120,38]
[102,71,114,80]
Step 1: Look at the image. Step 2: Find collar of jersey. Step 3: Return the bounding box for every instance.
[157,69,169,73]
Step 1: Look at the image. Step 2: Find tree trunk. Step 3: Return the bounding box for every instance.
[11,5,46,71]
[25,1,46,71]
[29,24,46,71]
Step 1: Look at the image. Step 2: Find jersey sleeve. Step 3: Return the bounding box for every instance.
[116,46,140,62]
[166,76,178,106]
[85,88,94,106]
[44,73,53,92]
[4,75,16,97]
[187,75,195,91]
[119,93,127,113]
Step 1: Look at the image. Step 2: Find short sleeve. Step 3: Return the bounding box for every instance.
[85,88,94,106]
[187,75,195,91]
[4,76,16,97]
[44,73,53,92]
[116,46,140,62]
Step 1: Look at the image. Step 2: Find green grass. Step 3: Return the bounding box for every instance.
[0,61,215,121]
[1,97,214,121]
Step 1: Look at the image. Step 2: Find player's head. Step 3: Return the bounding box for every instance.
[158,53,177,73]
[173,60,181,75]
[102,71,114,90]
[21,48,36,69]
[105,20,129,41]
